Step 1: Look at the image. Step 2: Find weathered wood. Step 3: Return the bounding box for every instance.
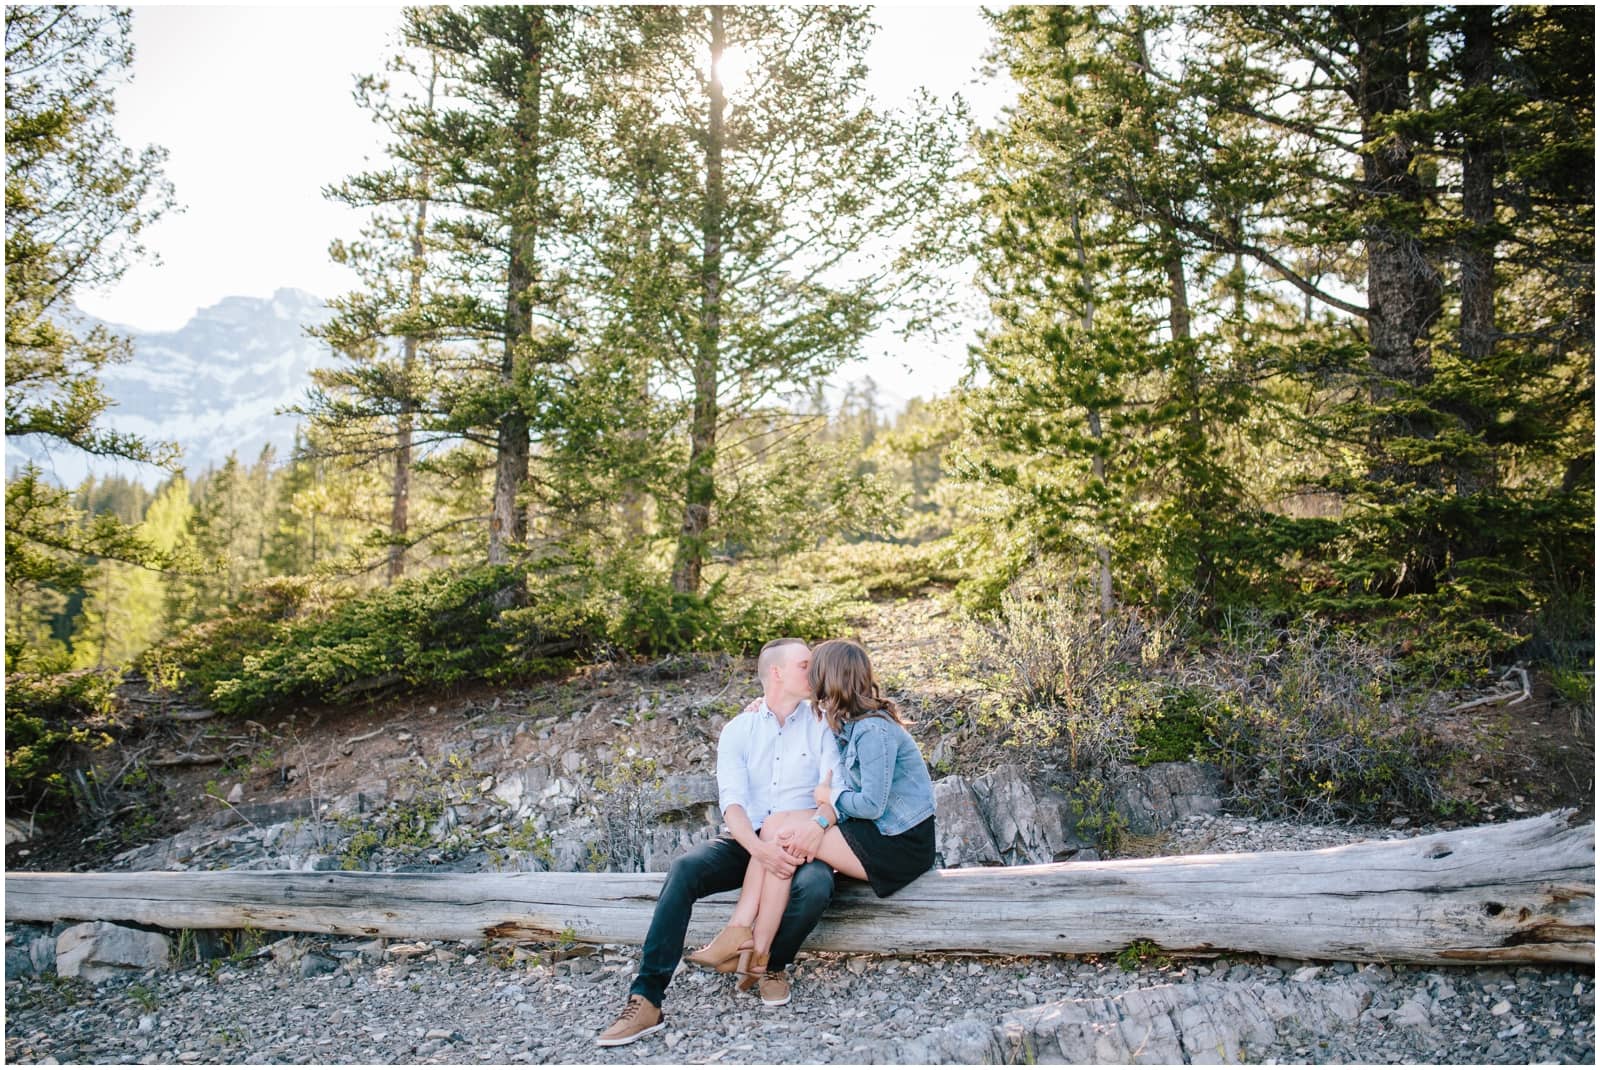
[6,812,1591,965]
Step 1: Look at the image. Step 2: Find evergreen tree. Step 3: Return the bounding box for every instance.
[961,4,1592,642]
[1183,5,1594,631]
[967,6,1259,612]
[594,5,964,592]
[179,449,275,615]
[395,5,600,582]
[71,475,192,668]
[303,49,449,583]
[4,6,178,667]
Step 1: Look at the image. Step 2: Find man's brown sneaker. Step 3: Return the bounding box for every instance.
[596,994,664,1047]
[758,970,791,1007]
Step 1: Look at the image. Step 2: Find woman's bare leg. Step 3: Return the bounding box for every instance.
[812,825,868,881]
[725,856,764,929]
[750,811,815,956]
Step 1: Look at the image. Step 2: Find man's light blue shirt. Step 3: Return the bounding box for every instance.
[715,698,845,831]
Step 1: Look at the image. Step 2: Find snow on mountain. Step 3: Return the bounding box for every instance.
[6,288,338,487]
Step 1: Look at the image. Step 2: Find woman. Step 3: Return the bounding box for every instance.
[685,638,937,1004]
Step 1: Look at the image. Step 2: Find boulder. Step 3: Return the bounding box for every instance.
[5,942,33,980]
[932,775,1002,868]
[1111,762,1222,835]
[643,817,722,872]
[55,921,171,981]
[968,763,1095,865]
[651,774,719,819]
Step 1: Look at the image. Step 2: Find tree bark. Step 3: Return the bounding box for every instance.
[1069,203,1114,617]
[1455,5,1497,496]
[488,12,543,573]
[7,813,1590,965]
[1351,7,1444,480]
[670,5,727,596]
[390,57,437,585]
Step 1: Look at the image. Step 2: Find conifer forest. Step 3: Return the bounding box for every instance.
[5,5,1593,837]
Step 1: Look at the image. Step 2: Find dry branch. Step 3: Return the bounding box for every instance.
[146,752,226,768]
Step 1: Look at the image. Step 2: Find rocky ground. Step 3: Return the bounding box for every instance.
[6,817,1594,1065]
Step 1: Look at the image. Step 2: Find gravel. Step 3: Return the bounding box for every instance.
[6,815,1594,1065]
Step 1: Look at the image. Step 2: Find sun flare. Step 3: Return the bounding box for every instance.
[713,43,751,96]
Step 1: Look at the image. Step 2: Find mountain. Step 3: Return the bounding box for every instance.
[6,288,337,487]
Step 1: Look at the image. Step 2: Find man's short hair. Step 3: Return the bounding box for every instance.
[757,637,807,680]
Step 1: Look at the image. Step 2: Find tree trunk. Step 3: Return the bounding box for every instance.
[1456,5,1497,496]
[1135,21,1215,605]
[671,4,727,596]
[6,813,1590,965]
[1069,203,1114,617]
[391,58,437,585]
[489,12,543,574]
[1352,7,1443,479]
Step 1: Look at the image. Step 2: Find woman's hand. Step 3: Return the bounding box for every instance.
[742,698,760,714]
[813,769,833,807]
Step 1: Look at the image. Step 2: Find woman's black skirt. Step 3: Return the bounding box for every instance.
[837,815,936,897]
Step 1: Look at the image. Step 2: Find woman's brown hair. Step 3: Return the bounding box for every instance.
[808,639,906,734]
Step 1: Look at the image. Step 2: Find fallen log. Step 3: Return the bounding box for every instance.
[6,812,1591,965]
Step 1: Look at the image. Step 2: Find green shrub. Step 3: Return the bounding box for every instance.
[1197,618,1450,821]
[611,578,726,655]
[1133,689,1209,765]
[4,667,122,813]
[790,538,970,599]
[142,577,315,699]
[608,563,857,657]
[193,564,603,715]
[962,583,1160,772]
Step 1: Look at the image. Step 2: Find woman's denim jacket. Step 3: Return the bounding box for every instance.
[832,715,936,836]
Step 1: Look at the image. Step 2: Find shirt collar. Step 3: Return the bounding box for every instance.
[759,697,812,722]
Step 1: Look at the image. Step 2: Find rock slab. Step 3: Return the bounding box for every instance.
[55,922,171,981]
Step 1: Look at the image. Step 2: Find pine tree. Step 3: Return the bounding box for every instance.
[4,6,178,667]
[395,5,600,583]
[70,476,192,669]
[1182,6,1594,631]
[593,5,964,592]
[967,6,1258,612]
[303,49,448,583]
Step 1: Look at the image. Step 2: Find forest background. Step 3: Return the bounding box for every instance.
[5,5,1593,832]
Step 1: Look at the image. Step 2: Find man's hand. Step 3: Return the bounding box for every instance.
[754,839,797,879]
[778,818,825,863]
[813,769,833,808]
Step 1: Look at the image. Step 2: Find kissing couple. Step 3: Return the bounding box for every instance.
[597,636,938,1046]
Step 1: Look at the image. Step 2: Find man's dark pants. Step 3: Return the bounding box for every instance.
[629,835,834,1008]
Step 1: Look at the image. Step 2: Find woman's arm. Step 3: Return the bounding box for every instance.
[812,771,839,824]
[832,721,895,821]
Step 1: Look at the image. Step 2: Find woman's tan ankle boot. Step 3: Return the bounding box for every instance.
[736,950,770,993]
[684,924,752,972]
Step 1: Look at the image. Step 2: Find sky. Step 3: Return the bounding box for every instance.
[75,3,1015,410]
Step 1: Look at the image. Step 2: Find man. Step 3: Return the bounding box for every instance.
[596,637,844,1046]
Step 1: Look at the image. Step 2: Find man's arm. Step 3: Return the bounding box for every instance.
[715,708,797,878]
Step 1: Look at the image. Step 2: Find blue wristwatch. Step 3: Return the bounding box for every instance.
[814,813,830,830]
